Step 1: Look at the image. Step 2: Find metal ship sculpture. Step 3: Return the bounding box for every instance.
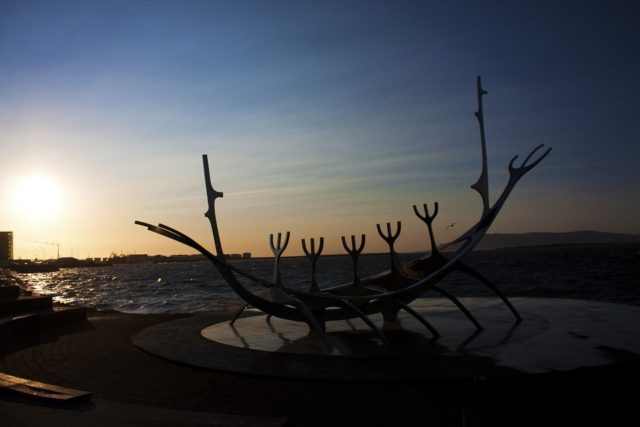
[136,77,551,351]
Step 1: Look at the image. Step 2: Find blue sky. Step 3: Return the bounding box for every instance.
[0,1,638,258]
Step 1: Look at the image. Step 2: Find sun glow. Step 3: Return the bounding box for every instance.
[8,174,64,219]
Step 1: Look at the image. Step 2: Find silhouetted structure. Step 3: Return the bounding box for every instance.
[0,232,13,266]
[137,77,551,352]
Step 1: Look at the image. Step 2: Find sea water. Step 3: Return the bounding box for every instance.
[17,254,393,313]
[15,244,640,313]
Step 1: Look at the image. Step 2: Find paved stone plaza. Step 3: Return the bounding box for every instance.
[2,298,640,426]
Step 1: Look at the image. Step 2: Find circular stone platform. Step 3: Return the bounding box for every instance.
[132,298,640,381]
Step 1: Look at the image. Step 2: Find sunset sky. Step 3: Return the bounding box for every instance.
[1,1,638,259]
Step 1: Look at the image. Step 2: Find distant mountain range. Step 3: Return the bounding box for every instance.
[465,231,640,251]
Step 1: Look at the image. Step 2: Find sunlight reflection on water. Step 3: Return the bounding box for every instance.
[16,256,390,314]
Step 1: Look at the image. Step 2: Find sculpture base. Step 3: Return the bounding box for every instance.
[133,298,640,381]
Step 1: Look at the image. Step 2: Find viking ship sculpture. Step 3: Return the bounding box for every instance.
[136,77,551,352]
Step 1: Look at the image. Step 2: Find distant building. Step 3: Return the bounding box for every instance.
[0,232,13,265]
[242,252,252,259]
[123,254,149,264]
[110,254,150,264]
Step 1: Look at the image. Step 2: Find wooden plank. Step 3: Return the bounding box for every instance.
[0,372,91,402]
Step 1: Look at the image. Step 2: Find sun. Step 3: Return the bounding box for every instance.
[8,174,64,219]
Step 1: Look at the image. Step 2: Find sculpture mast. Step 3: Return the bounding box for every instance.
[202,155,225,257]
[471,76,490,219]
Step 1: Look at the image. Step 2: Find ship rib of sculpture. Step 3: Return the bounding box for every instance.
[136,77,551,352]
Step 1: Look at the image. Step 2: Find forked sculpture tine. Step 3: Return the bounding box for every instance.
[509,144,552,178]
[341,234,365,286]
[376,221,402,273]
[302,237,324,292]
[413,203,440,255]
[270,231,290,286]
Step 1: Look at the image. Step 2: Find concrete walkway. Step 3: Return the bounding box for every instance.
[1,309,639,426]
[0,398,288,426]
[0,311,467,426]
